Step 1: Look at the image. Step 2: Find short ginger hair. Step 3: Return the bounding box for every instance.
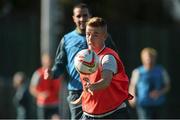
[86,17,107,29]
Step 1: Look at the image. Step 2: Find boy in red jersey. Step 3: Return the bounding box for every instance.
[78,17,132,119]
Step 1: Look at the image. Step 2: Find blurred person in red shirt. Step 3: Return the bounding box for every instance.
[29,53,62,119]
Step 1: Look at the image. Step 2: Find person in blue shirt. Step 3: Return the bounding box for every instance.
[129,47,171,119]
[44,3,117,119]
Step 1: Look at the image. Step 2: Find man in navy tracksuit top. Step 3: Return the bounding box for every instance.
[44,3,117,119]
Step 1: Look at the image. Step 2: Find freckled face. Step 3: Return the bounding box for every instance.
[86,26,107,51]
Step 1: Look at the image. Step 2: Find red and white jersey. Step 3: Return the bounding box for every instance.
[80,47,129,115]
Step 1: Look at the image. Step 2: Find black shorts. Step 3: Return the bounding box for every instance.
[81,107,130,120]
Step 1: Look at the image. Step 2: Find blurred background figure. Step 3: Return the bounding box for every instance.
[0,0,13,17]
[129,47,171,119]
[163,0,180,23]
[12,71,31,120]
[51,113,61,120]
[29,53,62,119]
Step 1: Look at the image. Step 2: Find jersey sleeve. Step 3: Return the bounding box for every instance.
[101,54,117,74]
[51,37,67,79]
[30,71,40,86]
[130,68,140,85]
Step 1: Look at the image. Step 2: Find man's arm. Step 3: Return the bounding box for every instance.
[161,68,171,94]
[149,68,171,99]
[128,69,139,107]
[29,71,41,98]
[51,38,67,79]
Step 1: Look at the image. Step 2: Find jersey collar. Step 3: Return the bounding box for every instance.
[97,45,106,55]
